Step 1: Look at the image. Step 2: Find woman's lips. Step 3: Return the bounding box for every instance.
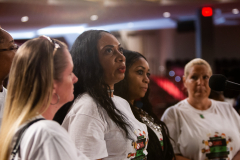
[118,66,126,73]
[141,87,148,92]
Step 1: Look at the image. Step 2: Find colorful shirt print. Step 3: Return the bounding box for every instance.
[127,129,148,160]
[159,132,164,150]
[202,132,232,160]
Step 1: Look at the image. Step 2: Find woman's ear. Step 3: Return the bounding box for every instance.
[53,80,58,94]
[183,76,187,88]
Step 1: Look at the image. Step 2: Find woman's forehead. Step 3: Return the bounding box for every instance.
[188,64,211,74]
[98,33,119,46]
[0,31,13,45]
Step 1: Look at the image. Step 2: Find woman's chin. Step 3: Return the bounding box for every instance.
[115,74,125,83]
[66,95,74,104]
[194,93,208,98]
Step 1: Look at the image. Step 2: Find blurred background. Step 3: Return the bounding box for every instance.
[1,0,240,118]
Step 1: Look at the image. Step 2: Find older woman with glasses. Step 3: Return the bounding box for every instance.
[0,27,18,127]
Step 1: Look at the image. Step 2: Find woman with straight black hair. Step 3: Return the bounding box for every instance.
[53,30,148,160]
[114,49,175,160]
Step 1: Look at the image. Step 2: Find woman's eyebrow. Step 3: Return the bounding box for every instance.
[137,66,146,70]
[137,66,150,71]
[9,40,14,44]
[103,45,114,49]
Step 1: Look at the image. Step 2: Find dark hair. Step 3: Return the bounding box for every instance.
[53,30,132,138]
[114,49,175,160]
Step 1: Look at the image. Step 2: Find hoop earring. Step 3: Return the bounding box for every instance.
[51,93,60,105]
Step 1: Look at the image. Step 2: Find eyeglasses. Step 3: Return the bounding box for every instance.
[41,35,60,55]
[0,44,19,52]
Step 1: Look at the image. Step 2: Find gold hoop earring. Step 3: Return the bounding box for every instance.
[51,93,60,105]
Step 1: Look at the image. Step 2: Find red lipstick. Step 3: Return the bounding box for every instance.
[118,66,126,73]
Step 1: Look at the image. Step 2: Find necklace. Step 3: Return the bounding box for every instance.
[107,89,114,93]
[135,107,161,132]
[199,114,204,119]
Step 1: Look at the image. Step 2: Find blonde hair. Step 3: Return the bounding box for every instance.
[184,58,212,78]
[0,37,67,160]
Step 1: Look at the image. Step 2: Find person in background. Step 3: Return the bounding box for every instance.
[161,58,240,160]
[208,90,225,102]
[114,49,175,160]
[0,27,17,126]
[0,36,88,160]
[53,30,149,160]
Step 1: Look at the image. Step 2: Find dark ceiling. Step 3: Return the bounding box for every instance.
[1,0,240,31]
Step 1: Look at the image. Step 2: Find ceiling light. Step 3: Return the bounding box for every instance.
[9,32,35,39]
[21,16,29,22]
[37,25,85,35]
[232,9,239,14]
[163,12,171,18]
[169,70,175,77]
[90,15,98,21]
[127,22,134,28]
[175,76,181,82]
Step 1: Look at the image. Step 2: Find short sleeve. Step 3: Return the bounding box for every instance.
[228,103,240,131]
[161,107,181,154]
[18,121,89,160]
[41,135,88,160]
[63,113,108,159]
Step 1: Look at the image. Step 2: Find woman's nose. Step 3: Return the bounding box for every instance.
[197,78,204,85]
[116,52,126,63]
[73,73,78,84]
[143,75,150,84]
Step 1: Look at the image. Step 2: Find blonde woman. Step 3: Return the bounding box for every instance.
[0,36,88,160]
[161,58,240,160]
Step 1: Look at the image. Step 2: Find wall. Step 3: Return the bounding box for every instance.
[120,25,240,75]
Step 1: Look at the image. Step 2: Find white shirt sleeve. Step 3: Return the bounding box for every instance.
[228,103,240,131]
[64,113,108,159]
[161,107,181,154]
[17,120,89,160]
[41,134,83,160]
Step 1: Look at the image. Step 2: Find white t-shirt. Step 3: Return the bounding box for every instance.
[0,87,7,127]
[62,93,149,160]
[161,99,240,160]
[12,115,89,160]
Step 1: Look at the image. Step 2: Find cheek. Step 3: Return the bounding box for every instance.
[59,78,73,93]
[128,78,141,94]
[186,83,195,91]
[103,64,116,76]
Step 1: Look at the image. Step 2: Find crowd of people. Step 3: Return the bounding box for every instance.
[0,26,240,160]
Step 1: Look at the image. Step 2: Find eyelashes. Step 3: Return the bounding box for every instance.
[105,47,124,54]
[137,70,151,77]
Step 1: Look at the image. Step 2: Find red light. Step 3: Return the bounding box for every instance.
[151,76,186,100]
[202,7,213,17]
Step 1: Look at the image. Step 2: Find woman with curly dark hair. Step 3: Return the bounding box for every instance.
[114,49,175,160]
[53,30,148,160]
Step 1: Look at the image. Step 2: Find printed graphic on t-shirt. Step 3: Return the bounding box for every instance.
[159,132,164,150]
[127,129,148,160]
[202,132,232,160]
